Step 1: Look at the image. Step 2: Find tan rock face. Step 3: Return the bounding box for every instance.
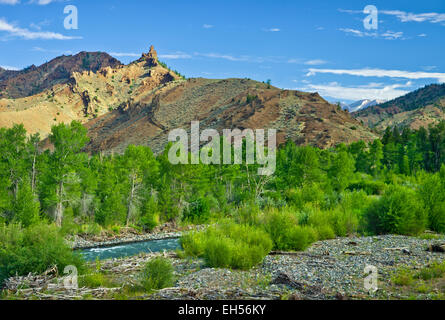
[0,45,181,137]
[0,52,122,99]
[139,45,158,67]
[0,44,377,153]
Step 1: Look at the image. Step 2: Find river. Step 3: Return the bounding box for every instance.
[79,238,181,261]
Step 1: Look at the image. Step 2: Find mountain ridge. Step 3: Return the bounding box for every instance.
[0,45,378,153]
[354,83,445,130]
[0,52,122,99]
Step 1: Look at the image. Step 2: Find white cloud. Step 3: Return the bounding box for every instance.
[381,30,404,40]
[0,0,20,4]
[307,67,445,82]
[36,0,53,4]
[28,0,61,5]
[194,52,251,62]
[203,24,213,29]
[109,52,140,58]
[339,8,445,25]
[0,65,19,70]
[159,53,192,59]
[264,28,280,32]
[339,28,404,40]
[287,58,302,64]
[339,28,370,37]
[381,10,445,24]
[299,81,412,101]
[0,18,81,40]
[304,59,327,66]
[31,46,72,54]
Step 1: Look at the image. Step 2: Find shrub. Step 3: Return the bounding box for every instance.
[0,223,85,284]
[232,203,261,226]
[138,257,174,291]
[314,224,336,240]
[392,268,415,286]
[181,222,272,270]
[365,185,427,235]
[182,198,211,224]
[415,261,445,280]
[417,173,445,233]
[262,209,318,251]
[79,271,115,288]
[285,183,325,210]
[347,180,386,195]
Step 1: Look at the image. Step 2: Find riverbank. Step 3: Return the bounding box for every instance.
[68,223,207,250]
[4,234,445,300]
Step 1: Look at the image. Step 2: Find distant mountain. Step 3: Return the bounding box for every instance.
[344,99,386,113]
[0,45,378,153]
[354,83,445,130]
[0,52,122,99]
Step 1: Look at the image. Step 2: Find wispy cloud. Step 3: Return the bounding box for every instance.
[28,0,64,5]
[339,8,445,25]
[0,65,19,70]
[304,59,328,66]
[0,18,81,40]
[32,46,72,54]
[109,52,140,58]
[381,10,445,24]
[203,24,213,29]
[307,67,445,82]
[0,0,20,4]
[380,30,404,40]
[263,28,280,32]
[160,53,192,59]
[299,81,412,101]
[339,28,404,40]
[194,52,251,62]
[1,0,64,4]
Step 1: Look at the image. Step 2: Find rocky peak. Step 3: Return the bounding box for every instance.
[140,45,158,67]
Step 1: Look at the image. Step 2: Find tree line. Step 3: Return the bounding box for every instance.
[1,120,445,233]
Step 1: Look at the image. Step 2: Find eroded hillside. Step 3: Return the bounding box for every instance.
[0,46,181,138]
[0,45,377,153]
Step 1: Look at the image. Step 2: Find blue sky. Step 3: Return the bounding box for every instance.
[1,0,444,103]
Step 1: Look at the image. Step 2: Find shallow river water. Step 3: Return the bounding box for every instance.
[79,238,181,261]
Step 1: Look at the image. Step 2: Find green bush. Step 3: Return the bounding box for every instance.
[347,180,386,195]
[232,203,261,226]
[181,222,272,270]
[138,257,174,291]
[365,185,427,235]
[182,198,211,224]
[79,271,115,288]
[314,224,336,240]
[262,209,318,251]
[417,173,445,233]
[285,183,325,210]
[0,223,85,284]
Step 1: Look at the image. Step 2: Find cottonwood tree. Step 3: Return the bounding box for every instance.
[42,121,89,226]
[120,145,159,226]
